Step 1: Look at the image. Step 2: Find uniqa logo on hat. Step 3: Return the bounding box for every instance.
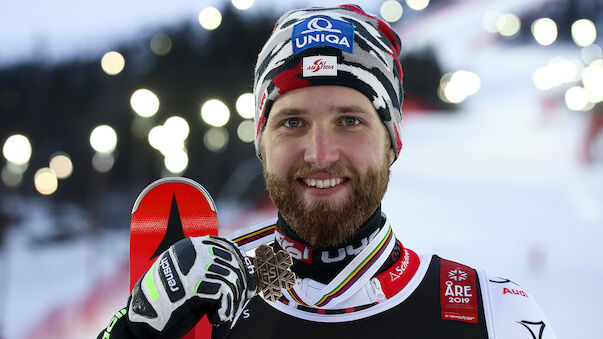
[292,16,354,54]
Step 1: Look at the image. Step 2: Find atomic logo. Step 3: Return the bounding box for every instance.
[448,269,467,281]
[150,194,185,260]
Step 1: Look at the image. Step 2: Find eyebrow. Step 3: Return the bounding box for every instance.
[271,108,308,117]
[272,105,369,117]
[332,105,370,114]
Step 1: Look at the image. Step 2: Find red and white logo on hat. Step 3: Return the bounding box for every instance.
[303,55,337,77]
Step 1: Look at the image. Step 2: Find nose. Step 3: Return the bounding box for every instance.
[303,126,340,168]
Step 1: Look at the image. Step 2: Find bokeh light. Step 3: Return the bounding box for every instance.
[572,19,597,47]
[90,125,117,154]
[3,134,32,165]
[531,18,557,46]
[497,13,521,37]
[150,33,172,56]
[582,60,603,102]
[147,117,189,157]
[406,0,429,11]
[455,70,481,96]
[201,99,230,127]
[1,166,22,188]
[164,151,189,174]
[204,128,229,152]
[232,0,254,10]
[443,85,464,104]
[148,126,165,151]
[565,86,590,111]
[199,7,222,30]
[34,168,58,195]
[101,51,125,75]
[439,70,481,104]
[380,1,403,23]
[236,93,255,119]
[532,66,549,90]
[6,162,27,175]
[237,120,255,143]
[164,116,190,140]
[49,153,73,179]
[92,153,115,173]
[533,57,582,91]
[483,11,501,33]
[157,134,185,157]
[130,89,160,117]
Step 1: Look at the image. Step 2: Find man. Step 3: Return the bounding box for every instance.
[99,5,556,338]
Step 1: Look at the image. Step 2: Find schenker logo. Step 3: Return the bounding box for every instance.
[292,16,354,54]
[303,56,337,77]
[389,249,410,281]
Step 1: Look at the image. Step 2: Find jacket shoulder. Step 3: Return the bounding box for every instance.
[480,274,557,339]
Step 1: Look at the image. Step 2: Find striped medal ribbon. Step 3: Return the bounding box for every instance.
[287,222,395,309]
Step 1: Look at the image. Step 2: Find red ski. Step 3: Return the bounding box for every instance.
[130,177,219,338]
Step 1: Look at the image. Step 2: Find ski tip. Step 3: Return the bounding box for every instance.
[131,177,217,214]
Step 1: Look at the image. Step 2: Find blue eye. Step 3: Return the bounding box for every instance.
[341,117,360,126]
[283,118,303,128]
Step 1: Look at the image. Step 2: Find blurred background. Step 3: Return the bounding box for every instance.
[0,0,601,337]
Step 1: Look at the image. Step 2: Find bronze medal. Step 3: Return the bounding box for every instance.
[254,244,296,302]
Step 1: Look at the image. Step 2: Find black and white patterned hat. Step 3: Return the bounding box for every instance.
[254,4,404,160]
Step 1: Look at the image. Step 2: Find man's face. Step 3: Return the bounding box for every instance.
[260,85,394,247]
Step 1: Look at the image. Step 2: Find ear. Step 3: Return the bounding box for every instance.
[258,135,265,159]
[388,146,395,165]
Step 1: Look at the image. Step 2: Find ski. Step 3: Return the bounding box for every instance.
[130,177,219,339]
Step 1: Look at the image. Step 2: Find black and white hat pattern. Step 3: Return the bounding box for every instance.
[254,4,404,160]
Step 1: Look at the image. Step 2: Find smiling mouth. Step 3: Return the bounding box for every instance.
[299,177,349,189]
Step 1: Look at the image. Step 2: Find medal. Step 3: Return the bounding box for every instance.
[254,244,296,302]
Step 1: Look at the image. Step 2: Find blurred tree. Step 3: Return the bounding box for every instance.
[0,5,451,234]
[400,47,454,112]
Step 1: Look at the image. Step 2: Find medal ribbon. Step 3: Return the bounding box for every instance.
[287,222,395,309]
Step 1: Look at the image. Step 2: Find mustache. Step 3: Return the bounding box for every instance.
[291,163,354,178]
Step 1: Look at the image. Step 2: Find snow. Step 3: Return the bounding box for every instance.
[381,46,603,338]
[384,106,602,338]
[1,197,130,339]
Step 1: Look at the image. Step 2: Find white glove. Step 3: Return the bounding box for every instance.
[126,236,257,338]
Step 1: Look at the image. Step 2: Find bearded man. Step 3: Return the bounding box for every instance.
[99,5,556,339]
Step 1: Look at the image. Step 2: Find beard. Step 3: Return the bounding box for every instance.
[264,160,390,247]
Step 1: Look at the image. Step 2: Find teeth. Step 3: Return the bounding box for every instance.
[302,178,344,189]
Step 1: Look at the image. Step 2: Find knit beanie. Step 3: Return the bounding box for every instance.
[253,4,404,161]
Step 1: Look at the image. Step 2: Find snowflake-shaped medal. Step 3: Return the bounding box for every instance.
[254,244,297,302]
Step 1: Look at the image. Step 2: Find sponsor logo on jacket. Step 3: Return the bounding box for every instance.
[504,287,529,298]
